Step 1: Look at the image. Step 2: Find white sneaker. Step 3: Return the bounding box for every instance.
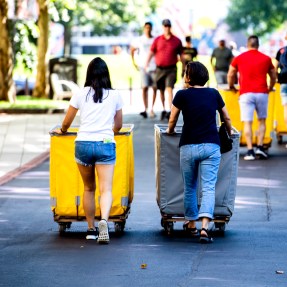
[244,150,255,161]
[86,228,98,240]
[255,146,268,159]
[97,220,109,244]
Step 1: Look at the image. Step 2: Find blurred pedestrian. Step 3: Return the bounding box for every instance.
[130,22,158,118]
[274,32,287,148]
[52,57,123,243]
[181,35,198,78]
[228,35,276,160]
[166,61,232,243]
[145,19,183,120]
[211,39,233,86]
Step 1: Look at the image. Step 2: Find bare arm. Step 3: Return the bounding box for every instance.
[144,50,155,71]
[220,106,232,135]
[130,46,139,70]
[113,109,123,133]
[166,105,181,134]
[52,105,78,134]
[227,65,237,90]
[268,67,277,91]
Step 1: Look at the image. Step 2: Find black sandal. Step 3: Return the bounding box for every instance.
[183,222,199,237]
[199,228,213,244]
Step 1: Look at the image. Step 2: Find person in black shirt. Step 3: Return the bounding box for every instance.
[166,61,232,243]
[181,36,198,78]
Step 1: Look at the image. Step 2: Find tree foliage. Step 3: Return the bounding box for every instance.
[74,0,158,36]
[226,0,287,36]
[11,20,38,73]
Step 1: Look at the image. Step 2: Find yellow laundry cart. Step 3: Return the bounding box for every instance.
[218,88,274,150]
[49,124,134,235]
[274,83,287,144]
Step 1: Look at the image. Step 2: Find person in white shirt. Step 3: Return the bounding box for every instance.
[130,22,158,118]
[52,57,123,244]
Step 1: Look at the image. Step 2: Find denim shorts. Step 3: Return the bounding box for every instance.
[280,84,287,105]
[239,92,268,121]
[75,141,116,166]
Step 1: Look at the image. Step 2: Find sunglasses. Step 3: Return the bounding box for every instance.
[164,25,171,28]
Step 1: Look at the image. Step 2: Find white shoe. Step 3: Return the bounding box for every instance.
[86,228,98,240]
[255,146,268,159]
[97,219,109,244]
[244,150,255,161]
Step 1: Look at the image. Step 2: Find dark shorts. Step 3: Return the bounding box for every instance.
[75,141,116,166]
[155,66,177,91]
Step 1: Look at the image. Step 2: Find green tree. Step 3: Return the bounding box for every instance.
[49,0,160,56]
[32,0,49,98]
[0,0,15,102]
[75,0,158,36]
[226,0,287,36]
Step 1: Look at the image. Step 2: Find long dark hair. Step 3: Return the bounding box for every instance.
[84,57,112,103]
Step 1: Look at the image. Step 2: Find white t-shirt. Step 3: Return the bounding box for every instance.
[131,35,156,70]
[70,87,124,142]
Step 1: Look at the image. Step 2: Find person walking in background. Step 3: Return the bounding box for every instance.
[145,19,183,120]
[275,32,287,148]
[181,35,198,79]
[228,35,276,160]
[130,22,157,118]
[52,57,123,243]
[166,62,232,243]
[211,39,233,86]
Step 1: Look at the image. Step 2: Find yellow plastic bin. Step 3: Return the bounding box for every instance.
[274,82,287,143]
[49,124,134,234]
[218,88,274,149]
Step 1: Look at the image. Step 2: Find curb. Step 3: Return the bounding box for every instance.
[0,150,50,186]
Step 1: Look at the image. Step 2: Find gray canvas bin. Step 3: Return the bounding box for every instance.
[155,124,240,219]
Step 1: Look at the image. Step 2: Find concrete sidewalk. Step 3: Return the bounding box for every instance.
[0,88,171,185]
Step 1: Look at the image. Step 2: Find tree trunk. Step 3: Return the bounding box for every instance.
[32,0,49,98]
[0,0,16,102]
[63,22,72,56]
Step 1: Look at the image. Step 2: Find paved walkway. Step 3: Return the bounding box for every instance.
[0,88,171,185]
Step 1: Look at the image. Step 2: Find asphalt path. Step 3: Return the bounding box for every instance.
[1,114,287,287]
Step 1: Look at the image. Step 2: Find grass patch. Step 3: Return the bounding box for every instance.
[0,96,68,111]
[76,54,217,89]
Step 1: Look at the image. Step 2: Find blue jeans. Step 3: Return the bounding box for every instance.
[75,141,116,166]
[180,143,221,221]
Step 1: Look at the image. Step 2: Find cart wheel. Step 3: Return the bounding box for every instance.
[160,218,164,227]
[58,223,67,235]
[163,222,174,235]
[114,221,125,234]
[277,135,283,144]
[214,222,226,236]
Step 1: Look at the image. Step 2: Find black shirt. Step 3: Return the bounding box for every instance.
[173,87,225,147]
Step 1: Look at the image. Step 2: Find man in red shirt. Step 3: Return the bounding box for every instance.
[145,19,183,120]
[227,35,276,160]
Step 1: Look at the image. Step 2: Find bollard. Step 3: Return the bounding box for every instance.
[129,76,132,105]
